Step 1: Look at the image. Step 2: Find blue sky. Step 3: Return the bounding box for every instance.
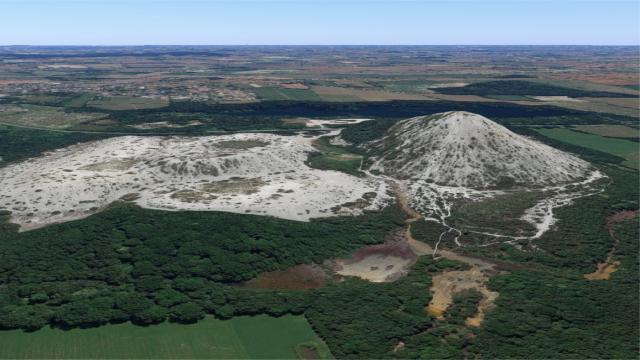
[1,0,638,45]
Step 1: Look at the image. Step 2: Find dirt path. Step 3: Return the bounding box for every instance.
[426,267,499,328]
[584,210,638,280]
[394,183,496,271]
[392,182,422,223]
[391,182,498,327]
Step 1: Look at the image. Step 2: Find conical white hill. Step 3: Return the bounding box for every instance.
[369,111,592,189]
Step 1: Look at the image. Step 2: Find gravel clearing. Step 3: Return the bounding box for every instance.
[0,131,391,230]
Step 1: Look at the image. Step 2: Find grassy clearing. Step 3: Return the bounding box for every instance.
[378,80,434,93]
[311,85,431,101]
[0,104,106,129]
[87,96,169,110]
[307,136,363,176]
[0,315,330,359]
[535,127,639,169]
[449,191,543,237]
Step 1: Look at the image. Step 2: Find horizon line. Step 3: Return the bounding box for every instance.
[1,44,638,47]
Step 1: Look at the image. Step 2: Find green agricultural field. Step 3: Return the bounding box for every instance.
[535,127,639,169]
[316,93,363,102]
[64,93,96,108]
[572,124,640,139]
[379,80,434,93]
[0,315,331,359]
[0,105,106,129]
[87,96,169,110]
[252,87,321,101]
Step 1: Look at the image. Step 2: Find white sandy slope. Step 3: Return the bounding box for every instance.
[370,111,592,189]
[0,132,391,230]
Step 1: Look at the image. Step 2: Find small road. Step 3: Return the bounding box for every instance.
[389,179,497,271]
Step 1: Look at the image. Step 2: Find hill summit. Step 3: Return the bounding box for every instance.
[369,111,591,189]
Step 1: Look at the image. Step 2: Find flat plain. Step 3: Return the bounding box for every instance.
[0,315,331,359]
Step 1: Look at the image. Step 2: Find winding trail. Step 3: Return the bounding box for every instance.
[392,182,496,270]
[390,181,498,327]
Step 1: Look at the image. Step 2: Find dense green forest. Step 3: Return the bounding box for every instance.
[72,98,589,135]
[0,205,404,330]
[66,98,592,137]
[471,218,638,359]
[392,218,638,359]
[0,125,108,166]
[434,80,637,98]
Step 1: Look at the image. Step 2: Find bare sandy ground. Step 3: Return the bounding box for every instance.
[427,82,469,89]
[371,112,593,189]
[128,120,203,129]
[0,131,391,230]
[532,96,585,102]
[331,234,418,282]
[426,267,499,327]
[311,85,434,101]
[335,254,413,282]
[38,64,88,69]
[304,118,373,128]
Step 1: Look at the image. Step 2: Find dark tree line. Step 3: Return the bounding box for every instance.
[434,80,637,98]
